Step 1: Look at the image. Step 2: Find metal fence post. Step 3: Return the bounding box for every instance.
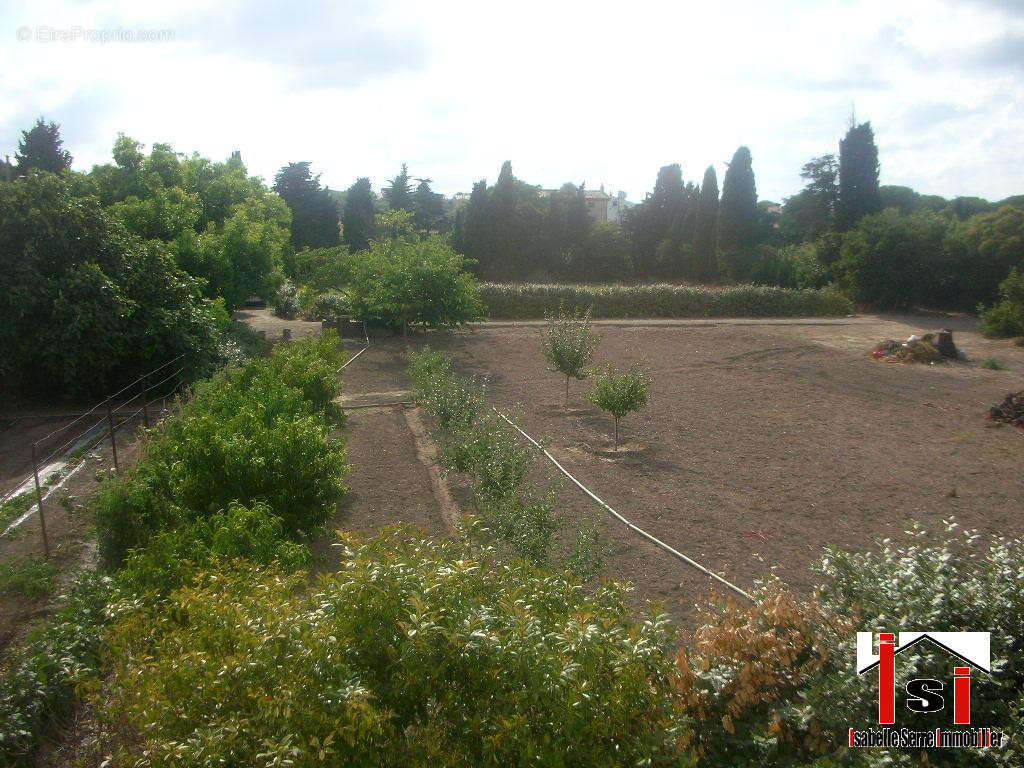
[30,443,51,558]
[106,405,119,473]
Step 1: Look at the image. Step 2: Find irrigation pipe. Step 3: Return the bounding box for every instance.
[337,323,370,373]
[492,407,755,603]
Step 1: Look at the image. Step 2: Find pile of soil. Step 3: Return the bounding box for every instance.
[989,391,1024,428]
[871,335,944,364]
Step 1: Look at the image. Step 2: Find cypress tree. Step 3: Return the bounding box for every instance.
[413,179,445,232]
[382,163,413,211]
[836,121,881,230]
[718,146,758,253]
[342,177,377,251]
[693,165,720,280]
[15,117,72,174]
[273,162,339,249]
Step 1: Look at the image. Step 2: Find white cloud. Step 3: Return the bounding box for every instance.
[0,0,1021,201]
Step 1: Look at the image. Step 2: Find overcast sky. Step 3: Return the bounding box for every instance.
[1,0,1021,203]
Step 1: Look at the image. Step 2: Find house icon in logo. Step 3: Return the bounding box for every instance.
[856,632,991,725]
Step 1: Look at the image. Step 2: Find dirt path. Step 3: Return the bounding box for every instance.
[310,336,456,568]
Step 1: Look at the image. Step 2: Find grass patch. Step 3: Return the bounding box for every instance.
[0,491,35,530]
[0,555,56,599]
[980,357,1007,370]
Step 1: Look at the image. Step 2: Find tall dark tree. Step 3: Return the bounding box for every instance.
[413,179,445,231]
[544,183,592,274]
[458,162,544,279]
[622,163,687,276]
[718,146,758,253]
[383,163,413,211]
[692,165,720,280]
[836,122,881,230]
[342,177,378,251]
[273,162,339,250]
[779,154,839,242]
[15,117,72,174]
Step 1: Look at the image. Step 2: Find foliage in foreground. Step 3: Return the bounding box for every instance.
[0,573,114,764]
[97,528,685,768]
[678,521,1023,767]
[481,282,853,319]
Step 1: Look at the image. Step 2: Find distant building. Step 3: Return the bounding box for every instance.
[537,185,633,224]
[450,185,635,224]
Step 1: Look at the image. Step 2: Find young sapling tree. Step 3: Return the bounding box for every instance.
[588,363,651,450]
[541,308,598,406]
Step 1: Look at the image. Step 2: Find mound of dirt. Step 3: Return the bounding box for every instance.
[989,391,1024,428]
[871,335,944,364]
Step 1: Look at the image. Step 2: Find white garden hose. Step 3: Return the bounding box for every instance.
[493,408,755,602]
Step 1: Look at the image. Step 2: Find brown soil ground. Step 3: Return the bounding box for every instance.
[0,421,143,655]
[401,316,1024,625]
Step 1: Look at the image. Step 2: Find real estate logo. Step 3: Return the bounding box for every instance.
[848,631,1007,750]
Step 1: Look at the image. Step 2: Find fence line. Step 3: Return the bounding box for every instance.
[1,356,189,557]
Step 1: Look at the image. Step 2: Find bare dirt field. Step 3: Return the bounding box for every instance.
[316,313,1023,626]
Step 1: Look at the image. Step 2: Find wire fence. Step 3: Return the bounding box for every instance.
[1,356,190,557]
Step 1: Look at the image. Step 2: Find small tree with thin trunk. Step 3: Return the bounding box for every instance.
[541,308,597,406]
[588,363,651,451]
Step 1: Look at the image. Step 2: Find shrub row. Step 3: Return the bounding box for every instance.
[96,332,349,592]
[407,349,601,576]
[480,282,854,319]
[1,334,351,764]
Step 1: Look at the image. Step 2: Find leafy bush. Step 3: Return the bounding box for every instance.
[272,278,300,319]
[588,363,651,449]
[0,173,225,397]
[678,521,1024,767]
[541,307,598,405]
[291,244,354,291]
[0,572,114,764]
[98,529,684,768]
[838,209,953,310]
[349,219,484,333]
[481,282,853,319]
[95,334,349,569]
[980,267,1024,338]
[298,286,351,320]
[117,501,310,595]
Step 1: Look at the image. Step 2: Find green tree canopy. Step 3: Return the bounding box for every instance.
[382,163,413,211]
[0,173,223,397]
[14,117,72,175]
[342,177,377,251]
[718,146,758,254]
[836,121,881,230]
[412,178,445,231]
[693,165,720,280]
[273,162,340,250]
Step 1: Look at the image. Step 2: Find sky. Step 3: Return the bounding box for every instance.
[1,0,1022,203]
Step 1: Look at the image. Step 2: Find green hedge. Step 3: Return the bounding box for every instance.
[95,332,349,577]
[480,282,853,319]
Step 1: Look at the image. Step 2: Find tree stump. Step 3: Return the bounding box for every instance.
[933,328,957,358]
